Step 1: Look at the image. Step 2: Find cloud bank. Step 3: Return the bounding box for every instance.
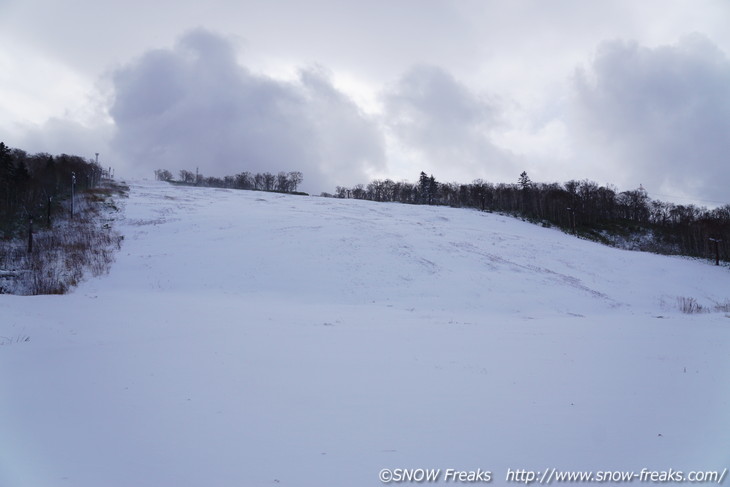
[9,23,730,204]
[109,29,385,192]
[571,34,730,203]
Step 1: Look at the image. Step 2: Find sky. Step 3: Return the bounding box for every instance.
[1,0,729,204]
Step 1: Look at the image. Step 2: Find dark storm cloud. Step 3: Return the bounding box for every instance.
[572,34,730,203]
[382,65,517,181]
[109,28,385,192]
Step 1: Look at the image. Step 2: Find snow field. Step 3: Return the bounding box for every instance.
[1,180,728,486]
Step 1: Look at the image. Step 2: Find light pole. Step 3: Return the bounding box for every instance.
[566,207,576,234]
[709,237,722,266]
[28,215,33,254]
[47,195,52,227]
[71,171,76,219]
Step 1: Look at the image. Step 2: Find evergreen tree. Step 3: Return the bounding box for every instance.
[417,171,438,205]
[428,175,437,205]
[418,171,429,204]
[518,171,532,189]
[0,142,14,231]
[0,142,13,188]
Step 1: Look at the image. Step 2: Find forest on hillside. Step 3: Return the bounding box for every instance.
[0,142,122,294]
[327,171,730,264]
[0,142,107,237]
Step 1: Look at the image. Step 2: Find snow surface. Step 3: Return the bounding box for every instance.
[1,180,729,486]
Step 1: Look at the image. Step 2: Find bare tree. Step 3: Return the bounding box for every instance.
[262,172,275,191]
[179,170,195,184]
[288,171,303,192]
[276,172,290,192]
[253,173,264,190]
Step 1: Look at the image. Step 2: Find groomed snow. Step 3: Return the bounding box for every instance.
[1,180,728,486]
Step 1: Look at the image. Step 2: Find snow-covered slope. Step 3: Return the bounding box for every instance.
[2,180,728,486]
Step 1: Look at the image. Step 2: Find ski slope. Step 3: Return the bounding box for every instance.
[1,180,728,486]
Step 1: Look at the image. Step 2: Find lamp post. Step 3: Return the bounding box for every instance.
[71,171,76,219]
[709,237,722,266]
[566,207,576,234]
[47,195,52,227]
[28,216,33,253]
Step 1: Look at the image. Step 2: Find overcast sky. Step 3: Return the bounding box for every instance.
[1,0,729,204]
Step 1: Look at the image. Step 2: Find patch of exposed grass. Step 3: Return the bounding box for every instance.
[677,296,705,314]
[0,181,126,295]
[0,335,30,346]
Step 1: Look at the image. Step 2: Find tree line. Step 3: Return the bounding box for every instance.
[154,168,305,194]
[326,171,730,264]
[0,142,105,238]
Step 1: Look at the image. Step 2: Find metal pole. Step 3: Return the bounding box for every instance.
[28,216,33,254]
[709,238,721,266]
[567,208,576,234]
[716,241,720,266]
[71,172,76,218]
[94,153,99,187]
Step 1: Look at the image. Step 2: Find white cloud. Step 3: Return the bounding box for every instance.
[571,34,730,204]
[0,47,94,127]
[382,65,519,183]
[108,29,385,192]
